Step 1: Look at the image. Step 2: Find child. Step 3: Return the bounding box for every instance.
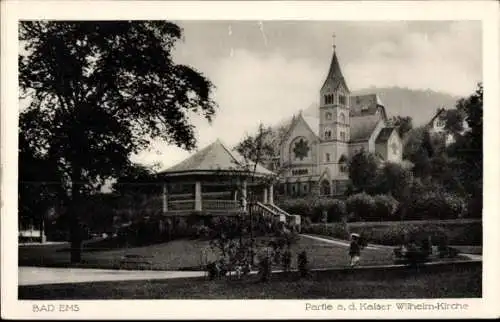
[349,233,361,267]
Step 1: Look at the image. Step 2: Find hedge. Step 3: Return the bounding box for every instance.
[303,219,482,246]
[406,191,465,220]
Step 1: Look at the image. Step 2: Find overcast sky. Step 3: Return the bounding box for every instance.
[128,20,482,171]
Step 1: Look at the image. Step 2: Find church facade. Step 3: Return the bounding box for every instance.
[273,47,403,198]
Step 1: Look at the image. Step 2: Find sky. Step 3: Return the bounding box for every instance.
[58,21,472,170]
[127,21,482,171]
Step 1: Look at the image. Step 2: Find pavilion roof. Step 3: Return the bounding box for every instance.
[159,139,275,177]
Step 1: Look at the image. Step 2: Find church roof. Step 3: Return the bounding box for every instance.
[159,139,275,177]
[349,114,382,143]
[375,127,396,143]
[278,112,382,144]
[302,114,320,138]
[350,94,385,117]
[321,51,349,92]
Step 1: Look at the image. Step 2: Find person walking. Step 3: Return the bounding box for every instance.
[349,233,361,267]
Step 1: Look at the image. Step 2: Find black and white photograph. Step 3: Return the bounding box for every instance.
[2,0,499,320]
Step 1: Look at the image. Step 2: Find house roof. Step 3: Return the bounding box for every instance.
[321,51,349,92]
[159,139,275,177]
[375,127,396,144]
[427,107,446,127]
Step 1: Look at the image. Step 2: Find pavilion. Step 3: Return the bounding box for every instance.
[157,139,283,217]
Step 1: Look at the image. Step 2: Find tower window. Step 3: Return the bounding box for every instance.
[339,95,346,105]
[339,112,346,124]
[325,153,330,162]
[340,131,346,142]
[325,112,332,120]
[324,130,332,140]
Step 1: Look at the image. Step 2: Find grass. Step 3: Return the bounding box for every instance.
[19,236,396,271]
[19,261,482,299]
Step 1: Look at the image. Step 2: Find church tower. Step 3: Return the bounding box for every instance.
[318,37,351,195]
[319,40,350,144]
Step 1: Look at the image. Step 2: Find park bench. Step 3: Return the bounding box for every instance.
[120,254,155,270]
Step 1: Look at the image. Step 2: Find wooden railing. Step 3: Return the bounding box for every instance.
[168,200,195,211]
[202,199,239,210]
[266,203,301,226]
[251,202,285,222]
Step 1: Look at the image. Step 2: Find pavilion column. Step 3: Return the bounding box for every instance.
[242,179,247,212]
[195,181,202,211]
[263,187,268,204]
[162,183,168,214]
[268,183,274,205]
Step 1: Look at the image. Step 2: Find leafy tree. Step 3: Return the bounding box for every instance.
[446,83,483,215]
[390,116,413,138]
[348,150,379,192]
[441,108,465,139]
[375,162,412,201]
[18,132,61,237]
[236,124,276,167]
[19,21,217,262]
[403,127,432,178]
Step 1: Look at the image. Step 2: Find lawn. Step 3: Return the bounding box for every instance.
[19,236,395,271]
[19,261,481,299]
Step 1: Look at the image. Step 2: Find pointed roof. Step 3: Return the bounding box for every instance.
[375,127,396,144]
[159,139,275,177]
[321,50,349,92]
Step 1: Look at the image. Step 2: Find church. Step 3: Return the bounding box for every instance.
[272,45,403,198]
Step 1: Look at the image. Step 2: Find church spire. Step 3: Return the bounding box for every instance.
[321,34,349,92]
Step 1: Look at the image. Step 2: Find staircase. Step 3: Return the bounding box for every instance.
[266,203,301,231]
[248,202,301,232]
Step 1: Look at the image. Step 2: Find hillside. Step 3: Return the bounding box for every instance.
[301,87,461,126]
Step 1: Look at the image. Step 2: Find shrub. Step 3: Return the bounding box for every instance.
[277,198,313,218]
[406,191,465,220]
[346,193,376,221]
[311,198,347,223]
[372,194,399,221]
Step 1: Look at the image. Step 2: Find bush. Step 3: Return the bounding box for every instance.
[312,198,347,223]
[372,195,399,221]
[277,198,313,219]
[406,191,465,220]
[307,219,481,246]
[346,193,376,221]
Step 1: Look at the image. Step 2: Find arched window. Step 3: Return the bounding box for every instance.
[339,155,348,173]
[339,112,346,124]
[320,180,330,196]
[324,95,328,105]
[325,153,330,162]
[340,131,346,142]
[324,130,332,140]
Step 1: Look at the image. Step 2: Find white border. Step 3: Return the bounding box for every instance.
[2,0,499,319]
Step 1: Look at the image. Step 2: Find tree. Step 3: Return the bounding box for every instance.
[375,162,412,201]
[18,131,61,238]
[403,127,432,178]
[19,21,217,262]
[236,124,276,166]
[446,83,483,215]
[390,116,413,138]
[348,150,379,192]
